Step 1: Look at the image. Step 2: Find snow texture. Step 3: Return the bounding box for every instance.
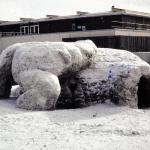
[0,40,96,110]
[0,99,150,150]
[78,48,150,108]
[16,70,61,110]
[10,85,23,98]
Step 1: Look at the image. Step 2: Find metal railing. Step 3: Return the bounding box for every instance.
[0,32,23,37]
[0,32,39,37]
[112,21,150,30]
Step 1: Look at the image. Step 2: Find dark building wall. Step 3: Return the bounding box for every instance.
[0,23,40,35]
[0,24,20,33]
[71,16,113,31]
[120,36,150,52]
[48,19,73,33]
[39,16,114,33]
[1,14,150,33]
[38,21,50,33]
[63,36,150,52]
[63,36,121,49]
[1,14,150,34]
[0,15,122,34]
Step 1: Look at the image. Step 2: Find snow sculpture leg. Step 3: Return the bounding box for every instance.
[56,76,85,108]
[16,70,61,110]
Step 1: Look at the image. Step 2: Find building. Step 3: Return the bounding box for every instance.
[0,6,150,52]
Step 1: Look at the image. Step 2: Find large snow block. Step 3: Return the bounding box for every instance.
[77,48,150,108]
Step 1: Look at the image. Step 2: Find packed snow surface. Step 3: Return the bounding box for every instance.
[0,99,150,150]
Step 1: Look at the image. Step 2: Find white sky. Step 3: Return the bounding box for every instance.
[0,0,150,21]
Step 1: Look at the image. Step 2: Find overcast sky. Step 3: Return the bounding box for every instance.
[0,0,150,21]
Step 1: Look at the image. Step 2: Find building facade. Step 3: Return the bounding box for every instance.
[0,7,150,52]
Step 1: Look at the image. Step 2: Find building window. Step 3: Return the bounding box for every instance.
[77,25,86,31]
[77,26,82,29]
[72,23,75,31]
[20,26,29,35]
[20,25,39,35]
[82,26,86,31]
[30,25,39,34]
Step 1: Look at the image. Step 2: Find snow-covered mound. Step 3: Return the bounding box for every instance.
[78,48,150,108]
[0,40,96,110]
[0,99,150,150]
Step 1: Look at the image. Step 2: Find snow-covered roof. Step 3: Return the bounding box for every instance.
[0,7,150,26]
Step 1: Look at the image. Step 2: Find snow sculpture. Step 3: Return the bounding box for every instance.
[76,48,150,108]
[0,40,96,110]
[1,40,150,110]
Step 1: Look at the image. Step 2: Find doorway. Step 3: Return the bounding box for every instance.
[137,75,150,108]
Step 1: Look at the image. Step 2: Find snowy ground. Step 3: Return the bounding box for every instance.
[0,99,150,150]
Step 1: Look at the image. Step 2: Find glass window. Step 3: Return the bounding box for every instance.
[72,23,75,31]
[20,26,29,35]
[35,25,39,34]
[30,25,39,34]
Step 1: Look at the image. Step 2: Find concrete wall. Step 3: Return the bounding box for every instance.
[0,29,115,52]
[0,33,63,52]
